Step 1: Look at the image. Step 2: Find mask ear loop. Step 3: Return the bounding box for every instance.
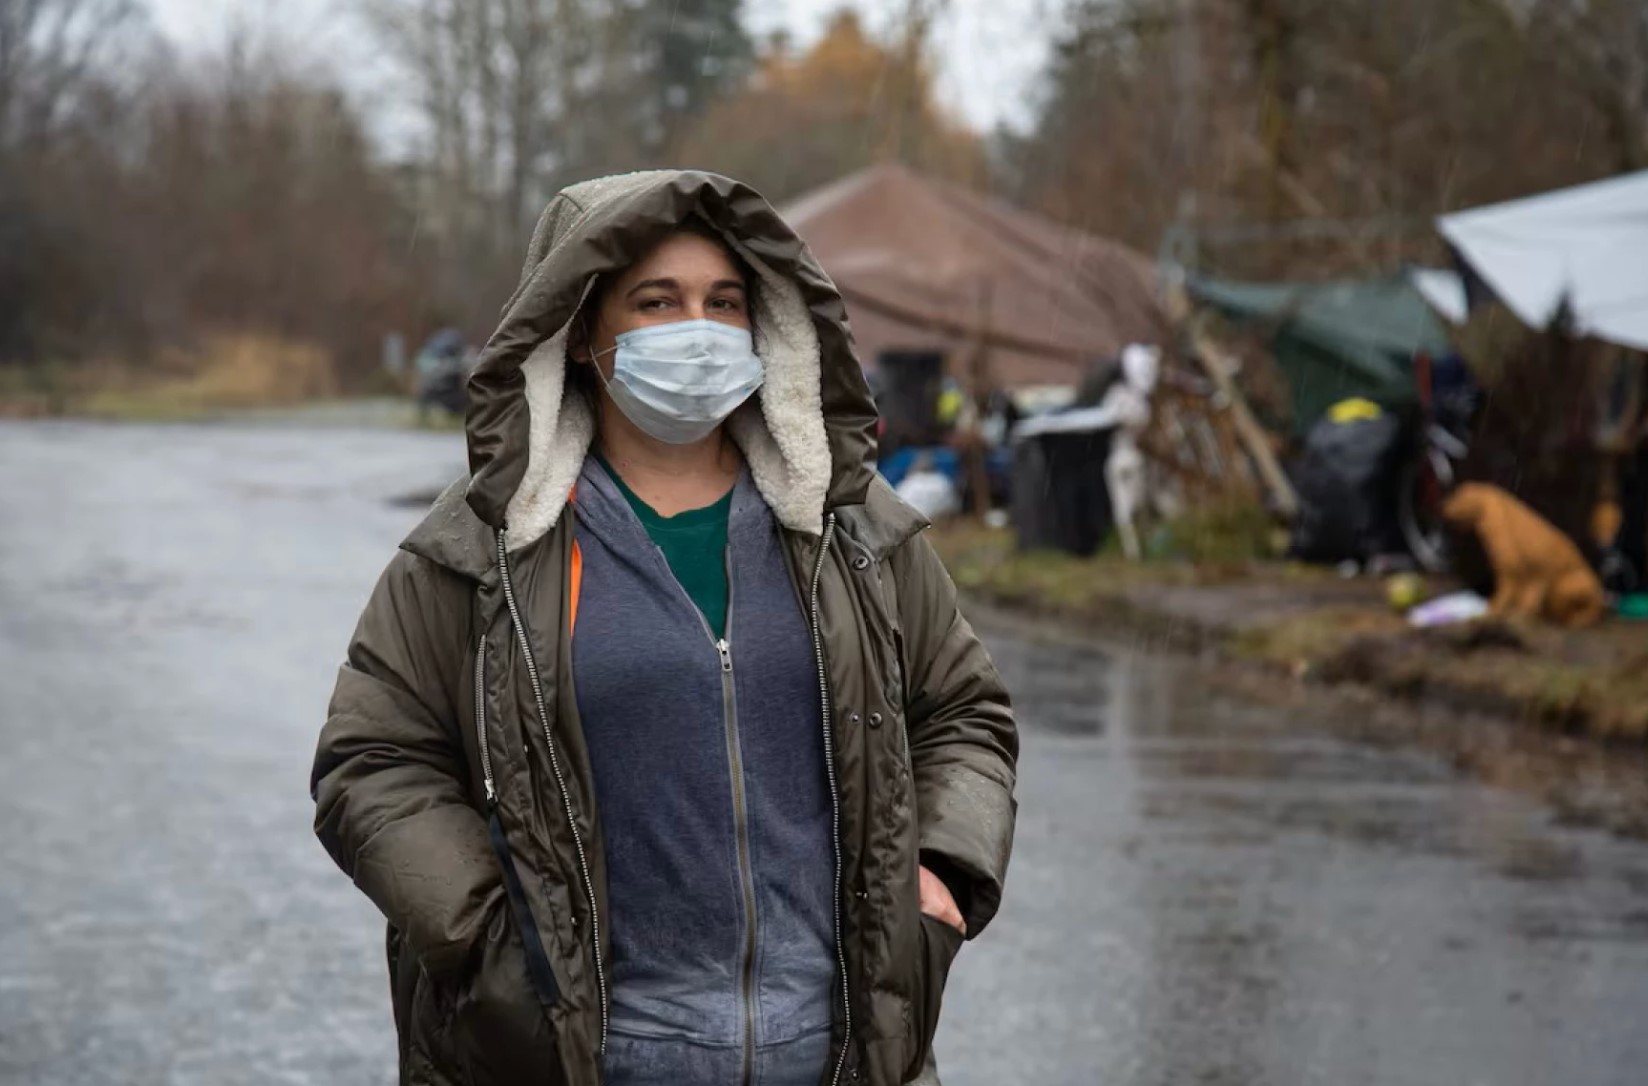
[579,313,620,401]
[577,311,619,461]
[571,272,617,371]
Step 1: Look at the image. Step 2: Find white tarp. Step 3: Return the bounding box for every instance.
[1406,267,1469,325]
[1437,170,1648,351]
[1012,403,1122,438]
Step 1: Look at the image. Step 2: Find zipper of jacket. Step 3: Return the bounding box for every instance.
[653,540,763,1086]
[495,527,609,1054]
[474,636,496,805]
[722,633,760,1086]
[809,513,853,1086]
[718,551,760,1086]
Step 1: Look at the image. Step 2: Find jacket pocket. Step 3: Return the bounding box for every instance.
[449,902,565,1085]
[448,812,565,1084]
[406,966,462,1086]
[486,810,560,1008]
[905,914,964,1081]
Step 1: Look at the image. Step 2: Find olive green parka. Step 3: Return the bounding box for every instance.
[312,170,1018,1086]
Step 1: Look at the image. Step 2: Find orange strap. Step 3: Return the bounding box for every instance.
[566,483,582,638]
[569,539,583,638]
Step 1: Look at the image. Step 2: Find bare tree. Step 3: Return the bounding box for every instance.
[1009,0,1640,277]
[0,0,143,153]
[358,0,754,321]
[358,0,598,317]
[1524,0,1648,170]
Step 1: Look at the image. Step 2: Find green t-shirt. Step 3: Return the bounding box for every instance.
[595,453,733,637]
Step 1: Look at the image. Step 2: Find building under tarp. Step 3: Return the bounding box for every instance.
[780,164,1168,389]
[1187,274,1452,433]
[1438,170,1648,352]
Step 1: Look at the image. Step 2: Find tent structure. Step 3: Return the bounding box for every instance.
[1187,274,1452,432]
[1437,170,1648,351]
[780,164,1167,389]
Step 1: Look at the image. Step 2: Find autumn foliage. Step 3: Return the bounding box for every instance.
[673,10,985,204]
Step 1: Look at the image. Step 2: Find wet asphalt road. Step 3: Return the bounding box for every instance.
[4,420,1648,1086]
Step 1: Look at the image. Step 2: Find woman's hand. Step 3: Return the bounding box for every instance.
[918,864,966,935]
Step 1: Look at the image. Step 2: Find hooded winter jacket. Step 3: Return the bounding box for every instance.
[312,170,1018,1086]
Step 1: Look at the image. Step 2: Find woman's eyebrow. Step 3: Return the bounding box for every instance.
[624,277,679,298]
[624,276,746,299]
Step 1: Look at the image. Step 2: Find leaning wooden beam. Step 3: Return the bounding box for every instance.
[1182,312,1300,518]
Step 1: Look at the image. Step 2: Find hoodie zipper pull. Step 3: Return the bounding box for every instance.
[716,638,733,672]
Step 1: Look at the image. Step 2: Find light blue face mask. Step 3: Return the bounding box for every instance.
[594,319,764,445]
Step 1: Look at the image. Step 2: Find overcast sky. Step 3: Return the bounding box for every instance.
[143,0,1066,136]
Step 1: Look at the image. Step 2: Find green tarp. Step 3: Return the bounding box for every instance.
[1188,275,1451,433]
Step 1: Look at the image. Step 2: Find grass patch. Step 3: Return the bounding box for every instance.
[935,519,1648,743]
[3,332,339,420]
[408,407,466,432]
[1236,609,1648,740]
[931,510,1288,609]
[0,361,73,416]
[933,524,1205,611]
[1145,498,1282,565]
[1230,607,1405,668]
[1475,654,1648,739]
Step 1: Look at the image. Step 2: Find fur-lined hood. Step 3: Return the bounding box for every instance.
[460,169,879,551]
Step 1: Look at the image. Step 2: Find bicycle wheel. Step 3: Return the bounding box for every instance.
[1399,447,1454,572]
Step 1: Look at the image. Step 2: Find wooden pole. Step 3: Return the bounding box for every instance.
[1188,320,1298,518]
[964,279,995,520]
[1167,284,1299,518]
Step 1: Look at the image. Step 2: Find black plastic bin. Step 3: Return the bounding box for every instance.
[1010,428,1115,557]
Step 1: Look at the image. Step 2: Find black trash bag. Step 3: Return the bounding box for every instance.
[1288,411,1407,564]
[1011,429,1114,557]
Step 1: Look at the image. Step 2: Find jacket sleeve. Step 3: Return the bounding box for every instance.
[888,531,1018,937]
[312,550,503,979]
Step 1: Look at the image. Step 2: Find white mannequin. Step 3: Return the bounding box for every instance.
[1103,344,1162,560]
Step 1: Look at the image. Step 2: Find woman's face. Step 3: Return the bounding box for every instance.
[581,230,751,378]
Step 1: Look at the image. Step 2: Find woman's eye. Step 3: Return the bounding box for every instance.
[638,297,671,312]
[710,297,744,312]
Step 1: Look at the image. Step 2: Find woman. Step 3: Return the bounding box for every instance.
[312,170,1017,1086]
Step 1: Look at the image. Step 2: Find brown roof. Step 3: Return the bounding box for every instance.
[781,163,1168,389]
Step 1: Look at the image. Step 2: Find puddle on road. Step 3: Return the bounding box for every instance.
[987,616,1648,921]
[972,616,1648,1085]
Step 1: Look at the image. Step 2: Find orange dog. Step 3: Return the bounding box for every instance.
[1442,483,1605,628]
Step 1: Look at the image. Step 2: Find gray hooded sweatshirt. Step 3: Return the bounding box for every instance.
[570,456,836,1086]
